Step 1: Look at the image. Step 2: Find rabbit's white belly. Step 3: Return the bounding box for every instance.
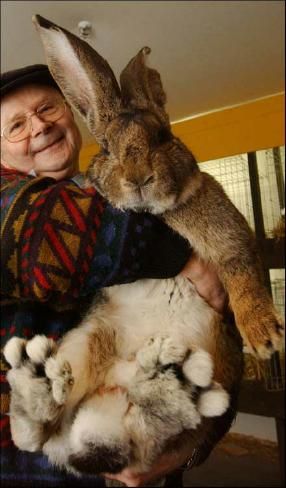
[56,276,220,413]
[106,276,218,359]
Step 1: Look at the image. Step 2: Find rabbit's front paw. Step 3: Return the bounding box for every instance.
[136,335,187,371]
[183,350,229,417]
[236,301,284,359]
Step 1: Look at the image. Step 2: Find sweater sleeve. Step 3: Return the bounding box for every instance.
[1,172,191,304]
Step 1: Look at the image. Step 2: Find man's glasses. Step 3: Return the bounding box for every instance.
[1,99,67,142]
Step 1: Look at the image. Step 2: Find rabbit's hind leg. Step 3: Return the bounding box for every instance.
[182,349,229,417]
[4,335,73,451]
[135,335,188,373]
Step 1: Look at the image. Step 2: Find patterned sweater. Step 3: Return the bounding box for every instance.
[0,166,191,486]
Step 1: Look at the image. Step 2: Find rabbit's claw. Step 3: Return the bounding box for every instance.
[45,356,74,405]
[236,304,284,360]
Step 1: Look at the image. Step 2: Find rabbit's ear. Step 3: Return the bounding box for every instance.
[32,15,122,144]
[120,47,170,127]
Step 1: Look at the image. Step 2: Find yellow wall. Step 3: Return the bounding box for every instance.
[79,93,285,171]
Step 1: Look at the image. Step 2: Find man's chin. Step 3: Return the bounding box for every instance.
[35,165,76,181]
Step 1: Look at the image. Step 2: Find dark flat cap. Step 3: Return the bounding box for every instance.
[1,64,61,97]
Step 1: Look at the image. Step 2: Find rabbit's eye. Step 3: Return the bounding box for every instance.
[157,128,172,145]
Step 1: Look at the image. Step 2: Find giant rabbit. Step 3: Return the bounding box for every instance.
[4,14,283,481]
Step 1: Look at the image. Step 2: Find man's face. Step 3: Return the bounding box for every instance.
[1,83,82,180]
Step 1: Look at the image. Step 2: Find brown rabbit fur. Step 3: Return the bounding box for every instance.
[3,14,282,482]
[32,15,284,359]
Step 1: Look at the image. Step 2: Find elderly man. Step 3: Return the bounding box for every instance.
[1,64,227,487]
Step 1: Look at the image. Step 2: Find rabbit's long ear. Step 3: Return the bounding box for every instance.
[120,47,170,127]
[32,15,122,144]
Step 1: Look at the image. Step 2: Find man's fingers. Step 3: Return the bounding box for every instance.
[103,471,142,487]
[209,289,228,314]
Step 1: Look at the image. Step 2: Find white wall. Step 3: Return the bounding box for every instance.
[230,412,278,442]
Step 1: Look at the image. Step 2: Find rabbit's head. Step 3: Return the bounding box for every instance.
[33,15,201,213]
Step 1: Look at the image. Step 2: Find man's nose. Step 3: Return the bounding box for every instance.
[30,114,53,137]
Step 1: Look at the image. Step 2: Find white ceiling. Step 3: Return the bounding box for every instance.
[1,1,285,145]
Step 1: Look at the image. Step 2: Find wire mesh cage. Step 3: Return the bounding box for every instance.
[200,154,255,230]
[201,147,285,391]
[264,272,285,391]
[256,148,285,238]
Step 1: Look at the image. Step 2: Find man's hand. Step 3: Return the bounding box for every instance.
[103,443,192,487]
[180,253,227,313]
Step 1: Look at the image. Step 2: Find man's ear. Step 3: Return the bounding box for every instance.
[120,47,170,128]
[33,15,122,145]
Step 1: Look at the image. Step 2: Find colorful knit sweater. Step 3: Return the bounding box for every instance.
[0,166,190,486]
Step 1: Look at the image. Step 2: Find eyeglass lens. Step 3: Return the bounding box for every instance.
[3,100,66,142]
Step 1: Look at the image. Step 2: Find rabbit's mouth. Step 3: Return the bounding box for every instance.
[120,194,153,213]
[124,202,156,213]
[120,192,178,215]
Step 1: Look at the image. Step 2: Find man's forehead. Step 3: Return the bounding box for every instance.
[1,83,63,120]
